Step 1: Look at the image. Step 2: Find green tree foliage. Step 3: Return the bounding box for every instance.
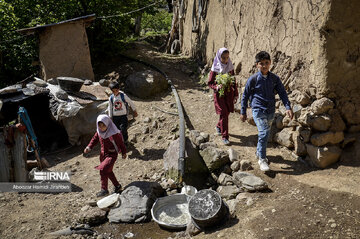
[0,1,38,87]
[141,9,172,36]
[0,0,171,87]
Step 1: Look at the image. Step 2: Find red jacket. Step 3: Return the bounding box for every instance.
[87,132,126,163]
[208,70,239,114]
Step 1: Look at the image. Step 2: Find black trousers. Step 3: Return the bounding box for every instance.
[112,115,128,142]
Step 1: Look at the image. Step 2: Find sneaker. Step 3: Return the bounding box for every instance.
[96,189,109,197]
[215,127,221,136]
[222,139,230,145]
[112,184,122,194]
[258,159,270,171]
[255,152,268,163]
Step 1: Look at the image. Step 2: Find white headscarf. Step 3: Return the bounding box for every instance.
[211,47,234,73]
[96,114,120,139]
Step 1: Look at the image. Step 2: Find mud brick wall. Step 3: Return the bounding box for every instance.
[39,21,94,81]
[324,0,360,125]
[182,0,359,125]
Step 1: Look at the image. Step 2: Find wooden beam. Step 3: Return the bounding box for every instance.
[0,132,11,182]
[12,129,28,182]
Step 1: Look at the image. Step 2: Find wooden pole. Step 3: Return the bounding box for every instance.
[12,129,28,182]
[0,131,11,182]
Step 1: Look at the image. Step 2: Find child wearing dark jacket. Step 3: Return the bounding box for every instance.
[240,51,293,172]
[84,114,127,197]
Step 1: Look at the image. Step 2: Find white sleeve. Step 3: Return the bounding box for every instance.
[124,94,136,111]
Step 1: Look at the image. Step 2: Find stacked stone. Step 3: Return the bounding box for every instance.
[272,89,356,168]
[189,130,267,201]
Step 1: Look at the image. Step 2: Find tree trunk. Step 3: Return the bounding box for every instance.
[166,1,179,53]
[134,15,142,36]
[179,0,185,49]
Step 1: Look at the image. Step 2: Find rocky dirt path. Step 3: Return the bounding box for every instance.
[0,42,359,239]
[159,43,360,239]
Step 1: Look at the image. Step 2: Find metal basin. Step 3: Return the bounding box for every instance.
[57,77,84,92]
[188,189,228,229]
[151,193,191,230]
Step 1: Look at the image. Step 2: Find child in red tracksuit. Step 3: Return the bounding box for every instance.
[208,47,239,145]
[84,114,127,197]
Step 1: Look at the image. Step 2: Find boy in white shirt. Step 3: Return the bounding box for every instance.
[108,82,138,143]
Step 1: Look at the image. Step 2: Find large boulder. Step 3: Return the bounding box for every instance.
[297,108,312,126]
[274,127,294,148]
[230,161,241,172]
[189,130,209,147]
[290,90,312,106]
[78,207,107,226]
[268,124,281,143]
[282,115,301,127]
[275,115,284,129]
[108,181,165,223]
[310,131,344,147]
[292,104,303,119]
[228,148,239,162]
[163,137,210,187]
[217,173,234,186]
[199,141,217,150]
[306,144,342,168]
[309,114,332,132]
[199,146,230,172]
[232,172,253,181]
[216,185,241,200]
[328,109,346,132]
[292,129,307,156]
[310,98,334,115]
[232,172,268,192]
[239,160,253,171]
[240,176,268,192]
[125,70,168,99]
[299,127,311,143]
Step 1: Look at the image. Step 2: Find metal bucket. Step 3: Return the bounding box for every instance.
[188,189,229,229]
[151,193,191,230]
[57,77,84,92]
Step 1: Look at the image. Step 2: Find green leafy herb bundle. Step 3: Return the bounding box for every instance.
[215,73,235,97]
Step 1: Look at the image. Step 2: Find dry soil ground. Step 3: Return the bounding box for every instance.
[0,41,359,239]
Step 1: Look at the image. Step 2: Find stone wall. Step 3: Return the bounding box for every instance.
[39,21,94,81]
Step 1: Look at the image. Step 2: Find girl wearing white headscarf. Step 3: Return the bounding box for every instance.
[208,47,238,145]
[84,114,126,197]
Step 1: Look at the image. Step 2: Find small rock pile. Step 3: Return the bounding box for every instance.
[162,129,270,225]
[271,91,357,168]
[188,130,268,197]
[238,85,357,169]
